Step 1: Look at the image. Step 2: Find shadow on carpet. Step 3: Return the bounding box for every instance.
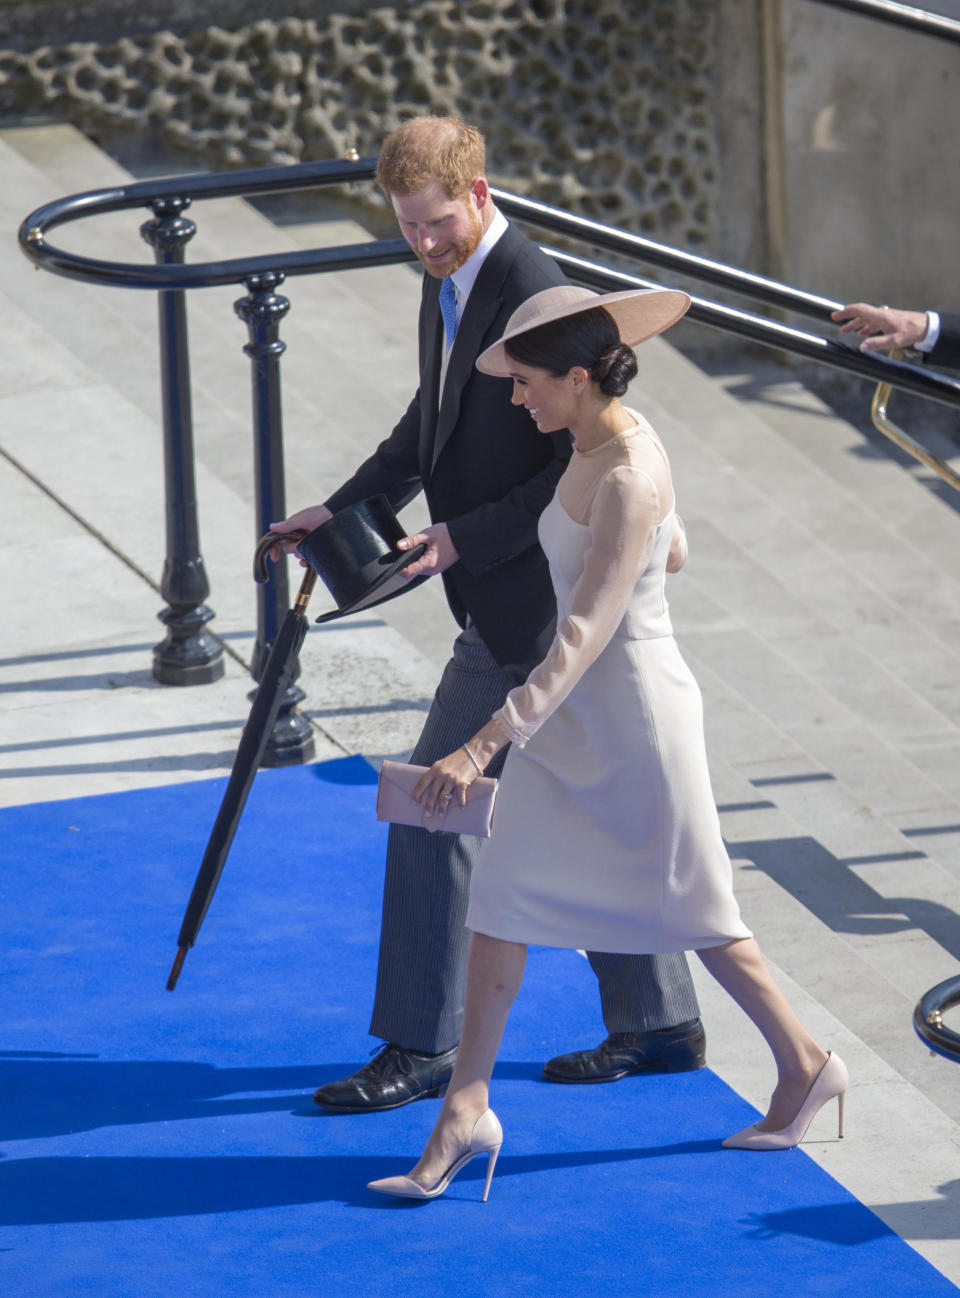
[0,757,954,1297]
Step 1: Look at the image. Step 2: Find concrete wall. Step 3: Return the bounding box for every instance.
[780,0,960,309]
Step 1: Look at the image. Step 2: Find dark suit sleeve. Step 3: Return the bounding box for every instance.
[323,392,424,517]
[928,313,960,371]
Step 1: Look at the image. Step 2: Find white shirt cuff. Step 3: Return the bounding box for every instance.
[917,311,941,353]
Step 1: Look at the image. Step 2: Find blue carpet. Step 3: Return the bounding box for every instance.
[0,757,955,1297]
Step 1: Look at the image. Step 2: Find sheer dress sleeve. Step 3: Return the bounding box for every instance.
[493,464,664,748]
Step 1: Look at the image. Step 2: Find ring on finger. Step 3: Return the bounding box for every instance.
[440,790,454,800]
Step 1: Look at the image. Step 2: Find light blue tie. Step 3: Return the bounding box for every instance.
[438,277,458,347]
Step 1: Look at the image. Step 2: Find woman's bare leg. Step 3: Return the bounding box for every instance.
[407,932,527,1187]
[697,937,829,1131]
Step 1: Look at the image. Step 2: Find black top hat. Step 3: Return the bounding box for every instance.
[297,495,428,624]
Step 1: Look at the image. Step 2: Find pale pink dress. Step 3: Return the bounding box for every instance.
[466,413,751,954]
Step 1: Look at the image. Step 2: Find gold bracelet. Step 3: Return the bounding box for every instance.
[462,743,484,776]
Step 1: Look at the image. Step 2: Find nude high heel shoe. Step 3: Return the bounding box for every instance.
[722,1052,847,1151]
[367,1109,503,1201]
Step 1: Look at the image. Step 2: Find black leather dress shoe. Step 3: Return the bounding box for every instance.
[542,1019,706,1083]
[312,1042,458,1112]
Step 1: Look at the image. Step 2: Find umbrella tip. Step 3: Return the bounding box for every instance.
[166,947,187,991]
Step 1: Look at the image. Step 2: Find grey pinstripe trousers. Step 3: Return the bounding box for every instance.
[369,625,701,1054]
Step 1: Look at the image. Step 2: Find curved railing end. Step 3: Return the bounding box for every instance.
[913,974,960,1063]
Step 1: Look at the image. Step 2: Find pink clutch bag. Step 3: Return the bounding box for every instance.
[376,760,499,837]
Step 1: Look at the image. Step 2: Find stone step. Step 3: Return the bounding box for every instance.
[3,414,440,796]
[694,756,960,1262]
[1,123,451,654]
[689,819,960,1270]
[711,358,960,511]
[1,124,425,520]
[627,344,960,875]
[0,279,252,636]
[0,121,445,772]
[710,755,960,1115]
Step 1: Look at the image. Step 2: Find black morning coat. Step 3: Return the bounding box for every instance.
[324,221,572,682]
[929,314,960,370]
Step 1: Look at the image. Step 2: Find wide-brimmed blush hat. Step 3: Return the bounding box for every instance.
[297,495,428,624]
[475,285,691,377]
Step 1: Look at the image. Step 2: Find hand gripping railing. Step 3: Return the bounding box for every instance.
[20,155,960,761]
[487,190,960,490]
[536,248,960,496]
[490,190,960,492]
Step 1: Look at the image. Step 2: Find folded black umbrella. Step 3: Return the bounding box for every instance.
[165,529,314,991]
[165,503,427,991]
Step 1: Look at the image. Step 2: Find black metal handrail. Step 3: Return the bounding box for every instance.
[546,249,960,493]
[806,0,960,44]
[493,190,841,321]
[19,156,960,412]
[19,158,410,289]
[19,152,960,760]
[914,975,960,1063]
[547,249,960,412]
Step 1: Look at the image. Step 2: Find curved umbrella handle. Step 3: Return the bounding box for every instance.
[253,528,309,583]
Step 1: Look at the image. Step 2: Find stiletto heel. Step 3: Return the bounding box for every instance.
[368,1109,503,1201]
[837,1087,845,1139]
[481,1143,500,1203]
[722,1052,848,1151]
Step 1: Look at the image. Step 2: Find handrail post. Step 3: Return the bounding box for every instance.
[140,197,224,686]
[235,272,315,767]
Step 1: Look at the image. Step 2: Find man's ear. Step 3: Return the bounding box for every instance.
[470,177,490,209]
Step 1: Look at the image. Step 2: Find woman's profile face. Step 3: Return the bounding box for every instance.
[507,358,577,434]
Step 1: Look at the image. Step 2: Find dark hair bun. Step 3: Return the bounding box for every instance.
[591,343,638,397]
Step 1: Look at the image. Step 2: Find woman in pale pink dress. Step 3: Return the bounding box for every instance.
[368,286,847,1202]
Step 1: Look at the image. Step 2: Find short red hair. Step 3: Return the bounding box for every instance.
[376,116,486,201]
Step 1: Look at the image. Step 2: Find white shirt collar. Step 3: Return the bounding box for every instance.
[449,207,508,312]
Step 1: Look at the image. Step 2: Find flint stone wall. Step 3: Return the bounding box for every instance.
[0,0,725,251]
